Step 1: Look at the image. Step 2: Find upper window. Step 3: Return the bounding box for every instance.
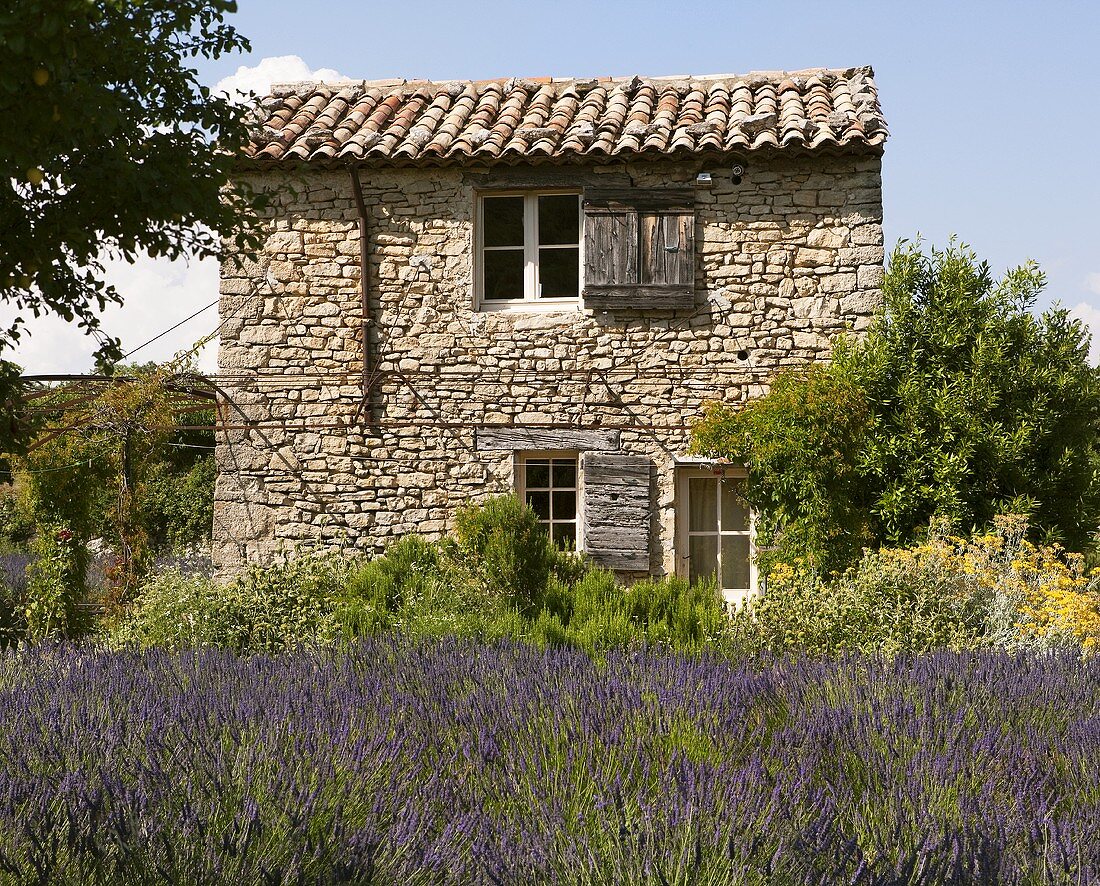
[478,192,582,306]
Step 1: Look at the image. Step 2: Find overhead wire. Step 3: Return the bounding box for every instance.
[16,280,767,470]
[121,299,219,361]
[0,452,108,476]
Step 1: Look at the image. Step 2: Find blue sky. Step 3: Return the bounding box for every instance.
[7,0,1099,371]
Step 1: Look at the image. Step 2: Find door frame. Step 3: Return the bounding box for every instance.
[674,463,757,606]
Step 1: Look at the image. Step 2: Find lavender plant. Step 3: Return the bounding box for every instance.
[0,641,1097,884]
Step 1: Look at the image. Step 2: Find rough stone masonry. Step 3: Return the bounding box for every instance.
[214,150,884,578]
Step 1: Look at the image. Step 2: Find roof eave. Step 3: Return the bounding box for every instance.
[233,138,886,174]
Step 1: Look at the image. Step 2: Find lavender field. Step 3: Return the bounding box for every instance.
[1,641,1098,885]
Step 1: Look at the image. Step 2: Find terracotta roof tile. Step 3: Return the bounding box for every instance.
[244,66,886,167]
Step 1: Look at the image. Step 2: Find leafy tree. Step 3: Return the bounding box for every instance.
[694,364,874,571]
[0,359,33,457]
[9,362,213,604]
[137,440,216,550]
[693,240,1100,573]
[0,0,264,367]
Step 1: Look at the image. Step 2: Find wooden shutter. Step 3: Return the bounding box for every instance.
[584,208,638,288]
[583,188,695,310]
[581,453,652,571]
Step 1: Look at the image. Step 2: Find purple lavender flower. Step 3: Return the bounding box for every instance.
[0,642,1097,883]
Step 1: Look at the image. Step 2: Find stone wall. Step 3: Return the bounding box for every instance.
[214,153,884,576]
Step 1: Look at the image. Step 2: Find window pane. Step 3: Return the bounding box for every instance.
[688,477,717,532]
[538,247,579,298]
[721,478,749,532]
[552,523,576,550]
[483,249,524,300]
[722,536,751,591]
[689,536,718,585]
[483,196,524,247]
[552,490,576,520]
[717,534,752,589]
[551,460,576,488]
[538,194,579,245]
[525,460,550,488]
[527,491,550,519]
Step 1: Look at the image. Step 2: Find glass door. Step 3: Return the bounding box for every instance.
[679,469,754,605]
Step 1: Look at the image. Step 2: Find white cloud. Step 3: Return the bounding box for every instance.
[1086,273,1100,297]
[1069,302,1100,366]
[215,55,352,98]
[0,256,221,375]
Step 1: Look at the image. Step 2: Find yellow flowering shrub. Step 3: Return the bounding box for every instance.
[729,515,1100,656]
[973,516,1100,652]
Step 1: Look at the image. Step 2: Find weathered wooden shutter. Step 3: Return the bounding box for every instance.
[581,452,652,571]
[585,206,639,289]
[583,188,695,310]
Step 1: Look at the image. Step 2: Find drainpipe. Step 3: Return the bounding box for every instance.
[348,165,373,428]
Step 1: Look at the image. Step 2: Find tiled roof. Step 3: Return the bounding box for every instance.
[244,67,886,167]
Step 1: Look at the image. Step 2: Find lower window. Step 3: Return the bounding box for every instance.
[677,467,755,605]
[516,453,578,549]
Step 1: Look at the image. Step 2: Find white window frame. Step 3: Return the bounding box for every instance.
[676,465,757,608]
[514,450,581,549]
[475,190,583,310]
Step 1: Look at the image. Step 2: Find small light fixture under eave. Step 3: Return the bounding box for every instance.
[695,171,713,187]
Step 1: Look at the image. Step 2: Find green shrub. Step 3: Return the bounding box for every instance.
[108,498,732,658]
[500,567,733,656]
[526,608,569,648]
[24,523,88,640]
[0,485,33,548]
[622,576,729,649]
[390,582,504,642]
[730,539,991,656]
[339,536,457,640]
[108,570,221,649]
[343,535,440,612]
[728,517,1100,658]
[562,567,618,622]
[139,456,216,549]
[452,495,555,616]
[550,548,590,588]
[564,570,730,654]
[111,554,354,652]
[568,608,638,655]
[335,516,732,657]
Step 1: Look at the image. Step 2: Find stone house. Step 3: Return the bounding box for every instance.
[214,67,887,603]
